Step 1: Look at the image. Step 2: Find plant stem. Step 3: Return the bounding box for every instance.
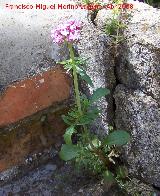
[68,44,110,168]
[68,43,88,138]
[68,43,82,116]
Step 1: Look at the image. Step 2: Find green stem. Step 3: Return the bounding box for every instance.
[67,44,109,167]
[68,43,88,139]
[68,43,82,116]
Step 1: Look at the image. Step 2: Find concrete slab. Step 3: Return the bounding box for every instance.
[0,0,87,91]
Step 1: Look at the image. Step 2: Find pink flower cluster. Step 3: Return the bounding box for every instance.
[51,19,82,44]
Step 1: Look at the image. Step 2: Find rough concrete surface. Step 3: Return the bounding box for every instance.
[0,0,87,90]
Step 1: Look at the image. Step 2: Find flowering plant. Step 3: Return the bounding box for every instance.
[51,19,82,44]
[51,19,130,185]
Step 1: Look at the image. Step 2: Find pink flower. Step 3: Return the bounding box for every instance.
[51,19,82,44]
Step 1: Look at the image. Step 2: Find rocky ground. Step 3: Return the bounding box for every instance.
[0,156,159,196]
[0,157,115,196]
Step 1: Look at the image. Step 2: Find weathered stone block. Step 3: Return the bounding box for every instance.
[114,85,160,187]
[116,5,160,102]
[96,2,160,187]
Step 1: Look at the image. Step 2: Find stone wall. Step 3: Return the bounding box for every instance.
[114,4,160,187]
[96,2,160,187]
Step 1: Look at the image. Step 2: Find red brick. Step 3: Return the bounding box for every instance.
[0,66,71,127]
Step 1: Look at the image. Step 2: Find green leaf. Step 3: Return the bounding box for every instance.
[63,64,72,71]
[103,170,115,183]
[77,115,93,125]
[78,69,94,87]
[90,88,110,103]
[63,126,76,145]
[74,57,88,66]
[81,95,91,110]
[88,138,101,149]
[78,109,100,125]
[62,115,72,125]
[104,130,131,147]
[59,144,80,161]
[58,59,73,72]
[68,107,81,119]
[116,166,128,179]
[92,138,101,147]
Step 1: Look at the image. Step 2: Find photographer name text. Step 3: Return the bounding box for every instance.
[5,3,134,10]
